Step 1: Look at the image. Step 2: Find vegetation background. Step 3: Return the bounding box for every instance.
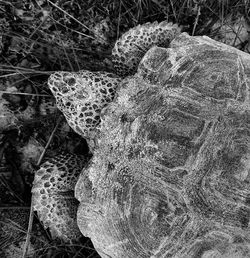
[0,0,249,257]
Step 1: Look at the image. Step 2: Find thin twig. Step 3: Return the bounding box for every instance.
[117,0,122,41]
[0,206,30,210]
[169,0,177,21]
[47,0,95,40]
[72,43,81,72]
[0,91,51,97]
[192,4,201,36]
[37,115,63,166]
[0,69,52,75]
[21,205,34,258]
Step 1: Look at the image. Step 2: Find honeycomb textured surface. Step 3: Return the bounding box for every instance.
[32,153,87,241]
[112,21,181,77]
[48,70,121,139]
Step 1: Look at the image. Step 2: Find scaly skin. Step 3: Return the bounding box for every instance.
[112,21,181,77]
[32,153,87,241]
[48,70,121,140]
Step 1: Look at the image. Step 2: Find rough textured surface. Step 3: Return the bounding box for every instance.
[33,21,182,243]
[75,33,250,257]
[48,70,121,140]
[32,153,87,241]
[112,21,181,77]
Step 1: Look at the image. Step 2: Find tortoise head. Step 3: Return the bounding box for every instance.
[48,70,121,139]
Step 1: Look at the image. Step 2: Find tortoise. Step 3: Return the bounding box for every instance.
[32,21,250,257]
[32,21,181,241]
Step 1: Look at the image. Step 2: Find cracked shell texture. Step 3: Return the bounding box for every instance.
[75,33,250,257]
[112,21,181,77]
[48,70,121,140]
[32,153,87,241]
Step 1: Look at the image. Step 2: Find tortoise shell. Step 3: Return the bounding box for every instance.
[75,33,250,257]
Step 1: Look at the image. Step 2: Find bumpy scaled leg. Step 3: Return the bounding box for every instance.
[32,153,87,242]
[112,21,181,77]
[48,70,121,140]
